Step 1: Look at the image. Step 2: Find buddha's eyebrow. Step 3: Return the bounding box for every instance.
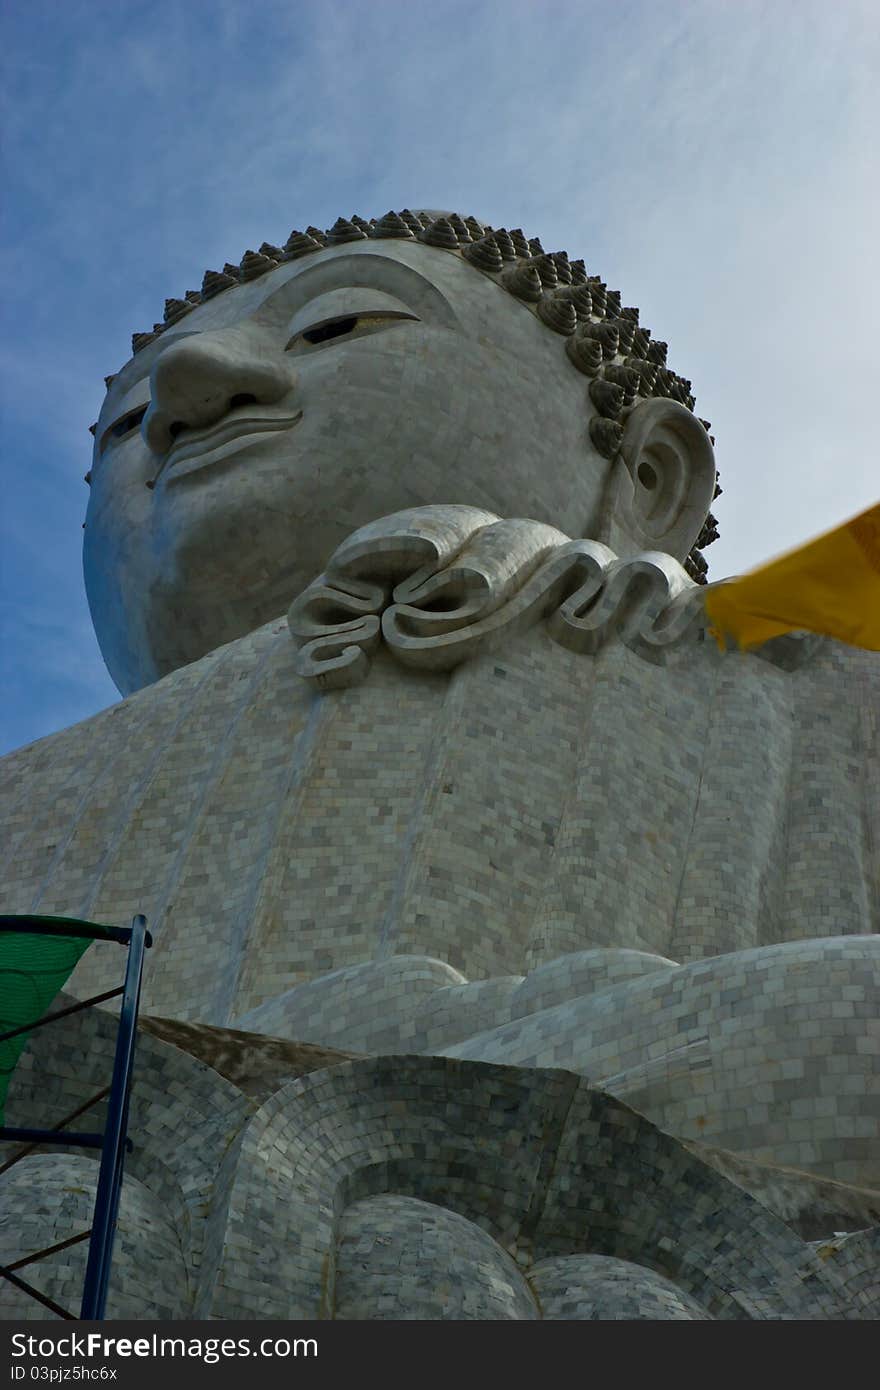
[256,255,458,329]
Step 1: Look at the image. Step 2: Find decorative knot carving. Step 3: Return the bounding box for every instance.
[131,330,159,353]
[163,297,193,326]
[239,249,278,282]
[530,253,559,289]
[551,251,573,285]
[605,289,622,317]
[370,211,415,239]
[398,209,426,233]
[447,213,473,242]
[201,267,238,300]
[281,230,324,261]
[463,235,504,273]
[287,506,717,692]
[603,363,640,406]
[645,339,668,365]
[327,217,368,244]
[537,293,578,335]
[580,320,619,360]
[625,355,659,392]
[419,217,461,250]
[501,263,543,302]
[589,417,624,457]
[565,333,604,376]
[589,378,626,419]
[610,316,637,355]
[585,278,607,316]
[555,284,593,320]
[492,229,518,263]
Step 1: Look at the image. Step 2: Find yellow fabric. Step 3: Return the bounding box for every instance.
[704,503,880,651]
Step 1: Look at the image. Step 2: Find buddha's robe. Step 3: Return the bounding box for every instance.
[2,561,878,1184]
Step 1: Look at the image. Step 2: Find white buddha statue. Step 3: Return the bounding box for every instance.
[1,211,876,1321]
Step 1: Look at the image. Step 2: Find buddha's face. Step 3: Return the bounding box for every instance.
[84,240,621,693]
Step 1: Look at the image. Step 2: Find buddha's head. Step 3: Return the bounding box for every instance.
[84,211,718,694]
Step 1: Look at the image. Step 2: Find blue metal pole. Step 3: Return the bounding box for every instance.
[79,915,148,1320]
[0,1128,106,1149]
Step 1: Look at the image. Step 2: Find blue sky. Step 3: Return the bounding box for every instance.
[2,0,877,754]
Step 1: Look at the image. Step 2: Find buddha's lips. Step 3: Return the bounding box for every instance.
[155,408,304,484]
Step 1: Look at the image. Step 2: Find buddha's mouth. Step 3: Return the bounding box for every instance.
[154,407,304,485]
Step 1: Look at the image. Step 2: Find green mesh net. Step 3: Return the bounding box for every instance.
[0,916,123,1124]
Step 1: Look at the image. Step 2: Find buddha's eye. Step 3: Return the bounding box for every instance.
[302,315,359,345]
[100,404,149,453]
[111,405,148,438]
[284,310,416,355]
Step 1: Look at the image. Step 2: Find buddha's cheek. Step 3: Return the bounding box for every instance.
[144,376,464,600]
[282,349,587,533]
[84,457,154,607]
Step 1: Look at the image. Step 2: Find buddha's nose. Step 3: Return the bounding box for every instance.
[142,326,297,455]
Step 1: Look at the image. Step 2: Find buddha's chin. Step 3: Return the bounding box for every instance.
[146,506,332,672]
[153,462,319,595]
[145,570,301,679]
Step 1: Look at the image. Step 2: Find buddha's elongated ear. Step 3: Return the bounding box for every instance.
[602,398,716,561]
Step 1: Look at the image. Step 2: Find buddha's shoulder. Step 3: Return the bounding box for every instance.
[2,619,875,799]
[702,633,877,735]
[0,617,298,788]
[782,632,879,698]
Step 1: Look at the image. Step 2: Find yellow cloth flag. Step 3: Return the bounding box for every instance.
[704,503,880,651]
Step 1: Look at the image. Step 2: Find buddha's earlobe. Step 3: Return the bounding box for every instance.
[599,397,716,562]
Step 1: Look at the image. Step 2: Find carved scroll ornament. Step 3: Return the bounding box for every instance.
[287,505,720,690]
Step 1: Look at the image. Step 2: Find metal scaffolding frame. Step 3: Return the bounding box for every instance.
[0,914,151,1320]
